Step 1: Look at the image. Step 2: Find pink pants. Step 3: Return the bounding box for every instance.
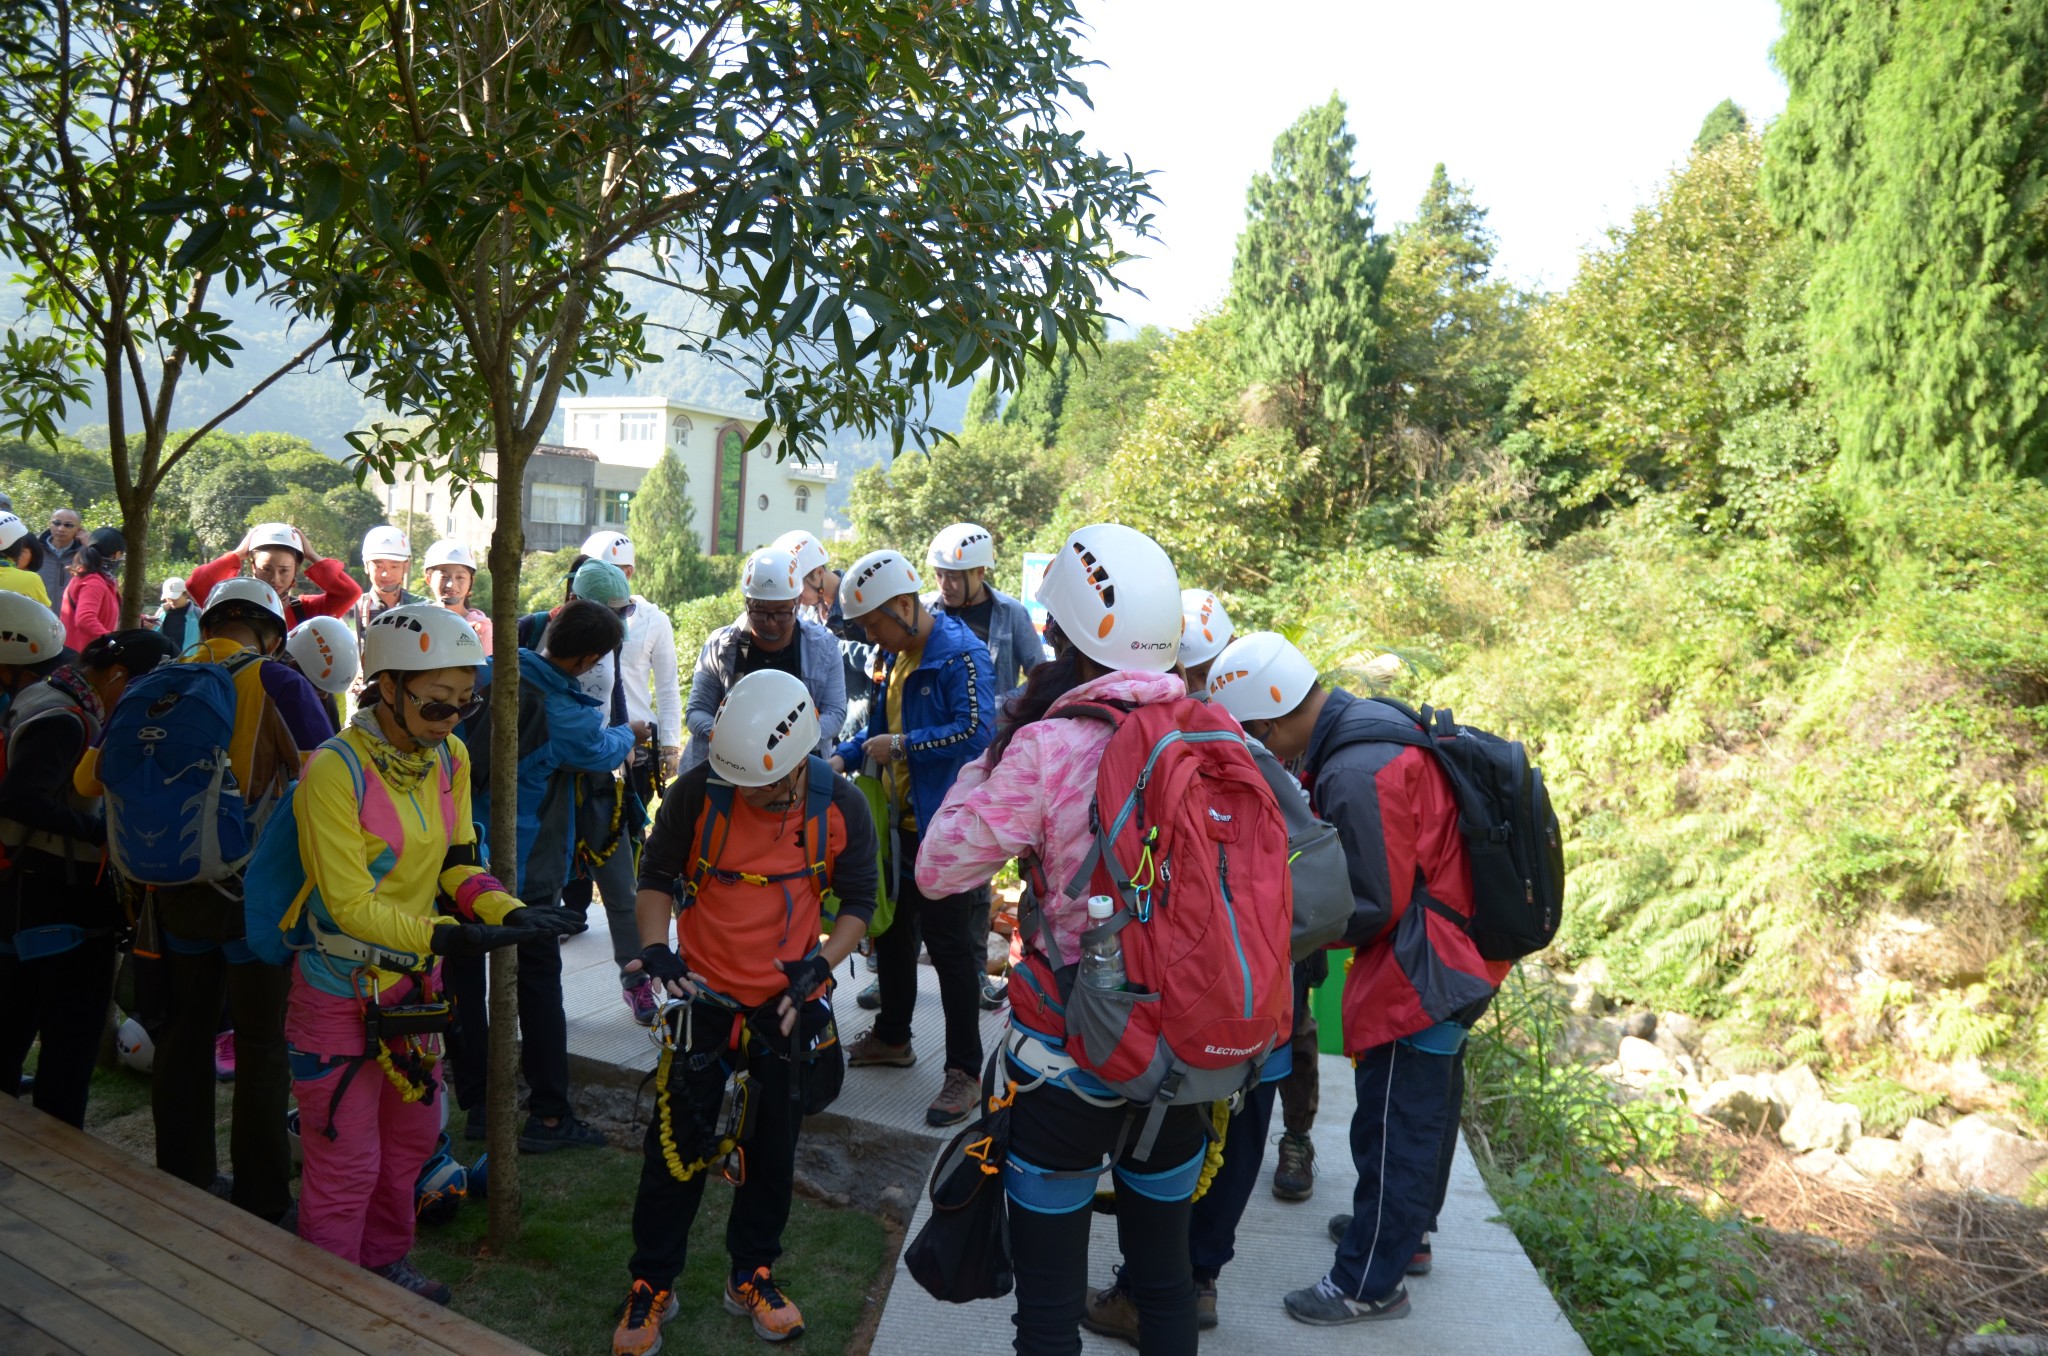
[287,969,443,1269]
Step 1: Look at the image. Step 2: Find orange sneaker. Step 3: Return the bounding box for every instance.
[723,1265,805,1342]
[613,1279,678,1355]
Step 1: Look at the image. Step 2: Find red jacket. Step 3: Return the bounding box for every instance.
[186,550,364,627]
[59,570,120,652]
[1305,690,1509,1053]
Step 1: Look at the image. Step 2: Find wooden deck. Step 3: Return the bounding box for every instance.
[0,1093,539,1356]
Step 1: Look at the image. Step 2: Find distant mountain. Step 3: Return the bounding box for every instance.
[16,273,971,511]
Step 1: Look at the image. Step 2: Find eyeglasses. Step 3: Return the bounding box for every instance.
[406,688,484,722]
[746,605,797,623]
[611,601,637,619]
[49,517,77,528]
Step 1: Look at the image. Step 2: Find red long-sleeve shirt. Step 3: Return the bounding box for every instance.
[185,550,364,627]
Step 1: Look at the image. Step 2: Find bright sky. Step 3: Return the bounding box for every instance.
[1070,0,1790,331]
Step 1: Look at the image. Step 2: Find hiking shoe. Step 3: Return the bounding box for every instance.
[207,1173,235,1200]
[864,948,880,973]
[1272,1131,1315,1200]
[1283,1275,1408,1325]
[846,1030,915,1068]
[519,1113,606,1152]
[214,1031,236,1082]
[1195,1276,1218,1330]
[464,1108,486,1143]
[1325,1217,1432,1275]
[613,1279,679,1355]
[1081,1272,1138,1344]
[926,1067,979,1127]
[978,975,1009,1010]
[724,1266,805,1342]
[624,978,660,1027]
[855,980,881,1011]
[371,1256,452,1306]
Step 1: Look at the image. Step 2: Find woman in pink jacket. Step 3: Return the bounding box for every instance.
[917,524,1207,1356]
[59,539,122,652]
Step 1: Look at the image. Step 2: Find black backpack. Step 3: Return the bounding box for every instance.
[1340,698,1565,962]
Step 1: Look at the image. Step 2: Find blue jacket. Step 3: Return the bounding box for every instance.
[835,611,996,830]
[472,650,636,897]
[930,586,1047,699]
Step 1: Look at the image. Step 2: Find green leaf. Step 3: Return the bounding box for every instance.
[169,219,228,271]
[303,162,343,224]
[137,194,208,217]
[409,250,451,297]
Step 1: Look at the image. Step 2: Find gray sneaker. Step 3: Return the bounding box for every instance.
[1283,1276,1409,1325]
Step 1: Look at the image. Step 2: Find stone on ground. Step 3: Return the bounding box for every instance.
[1780,1098,1863,1155]
[1843,1136,1919,1181]
[1919,1114,2048,1200]
[1693,1075,1786,1135]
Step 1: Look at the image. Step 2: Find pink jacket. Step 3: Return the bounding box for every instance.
[918,669,1186,967]
[60,570,120,652]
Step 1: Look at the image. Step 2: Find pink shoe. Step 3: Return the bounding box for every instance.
[624,978,659,1027]
[214,1031,236,1082]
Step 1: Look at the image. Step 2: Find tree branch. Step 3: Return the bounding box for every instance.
[151,331,331,490]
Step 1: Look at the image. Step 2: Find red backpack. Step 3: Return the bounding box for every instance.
[1015,697,1294,1159]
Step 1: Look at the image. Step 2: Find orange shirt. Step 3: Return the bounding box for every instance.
[675,796,851,1007]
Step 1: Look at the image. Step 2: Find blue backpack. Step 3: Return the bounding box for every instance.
[240,735,359,967]
[101,659,256,885]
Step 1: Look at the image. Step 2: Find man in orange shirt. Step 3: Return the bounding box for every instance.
[613,670,878,1355]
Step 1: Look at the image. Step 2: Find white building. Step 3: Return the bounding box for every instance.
[378,395,836,558]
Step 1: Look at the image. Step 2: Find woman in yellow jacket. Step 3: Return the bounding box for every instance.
[288,603,585,1303]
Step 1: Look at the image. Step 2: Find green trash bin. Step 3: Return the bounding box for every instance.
[1311,948,1351,1056]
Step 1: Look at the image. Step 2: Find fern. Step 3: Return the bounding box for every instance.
[1921,985,2014,1061]
[1836,1079,1946,1136]
[1782,1028,1824,1067]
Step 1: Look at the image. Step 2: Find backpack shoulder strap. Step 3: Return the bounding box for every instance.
[804,755,833,885]
[677,775,723,906]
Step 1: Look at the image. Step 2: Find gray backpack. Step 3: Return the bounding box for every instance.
[1246,739,1352,960]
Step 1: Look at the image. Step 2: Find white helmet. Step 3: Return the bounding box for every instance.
[1208,632,1319,722]
[772,529,830,580]
[0,592,63,666]
[927,522,995,572]
[0,512,30,552]
[840,549,923,621]
[117,1018,154,1073]
[741,546,804,602]
[423,539,477,572]
[246,522,304,557]
[201,577,287,628]
[1035,524,1182,673]
[1178,589,1234,668]
[580,530,634,568]
[286,615,360,695]
[361,525,412,563]
[708,669,820,787]
[363,602,485,676]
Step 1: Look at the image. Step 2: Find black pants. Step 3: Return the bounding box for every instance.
[0,932,118,1129]
[1328,1038,1455,1301]
[1185,1078,1275,1283]
[1428,1043,1467,1233]
[1007,1074,1207,1356]
[629,1002,801,1288]
[874,835,984,1075]
[155,946,293,1219]
[443,933,572,1121]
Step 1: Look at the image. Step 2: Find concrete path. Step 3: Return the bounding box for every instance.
[557,927,1587,1354]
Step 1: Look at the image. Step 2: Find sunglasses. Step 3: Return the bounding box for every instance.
[611,600,637,620]
[746,604,797,623]
[407,688,484,723]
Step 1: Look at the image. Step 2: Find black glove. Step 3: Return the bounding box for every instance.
[638,943,688,986]
[777,953,832,1000]
[504,905,588,938]
[429,923,528,957]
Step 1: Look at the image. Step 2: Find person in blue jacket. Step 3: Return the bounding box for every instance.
[828,548,996,1128]
[450,600,640,1152]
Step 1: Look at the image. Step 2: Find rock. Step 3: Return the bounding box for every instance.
[1780,1099,1863,1155]
[877,1185,911,1224]
[1564,1015,1624,1063]
[1658,1011,1703,1052]
[1693,1075,1787,1135]
[1617,1036,1675,1079]
[1620,1011,1657,1041]
[1920,1114,2048,1201]
[1844,1137,1919,1181]
[1791,1148,1868,1188]
[1576,956,1611,987]
[1565,959,1611,1015]
[1857,911,1985,987]
[1772,1064,1827,1114]
[1949,1336,2048,1355]
[1897,1116,1945,1155]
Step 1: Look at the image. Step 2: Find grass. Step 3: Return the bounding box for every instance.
[39,1052,889,1355]
[401,1144,888,1355]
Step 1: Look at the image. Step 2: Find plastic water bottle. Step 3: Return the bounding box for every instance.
[1080,895,1126,992]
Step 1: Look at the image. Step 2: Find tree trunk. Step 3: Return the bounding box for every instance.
[118,492,152,628]
[484,440,531,1251]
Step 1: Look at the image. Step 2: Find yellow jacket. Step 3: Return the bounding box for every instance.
[0,563,51,606]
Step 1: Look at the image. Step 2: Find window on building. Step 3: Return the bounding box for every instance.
[424,491,434,514]
[569,413,604,446]
[531,481,585,525]
[795,485,810,513]
[671,414,692,447]
[602,490,634,525]
[621,412,658,442]
[714,427,745,554]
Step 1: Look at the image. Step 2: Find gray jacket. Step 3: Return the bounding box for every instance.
[37,532,79,607]
[681,617,847,771]
[931,586,1045,698]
